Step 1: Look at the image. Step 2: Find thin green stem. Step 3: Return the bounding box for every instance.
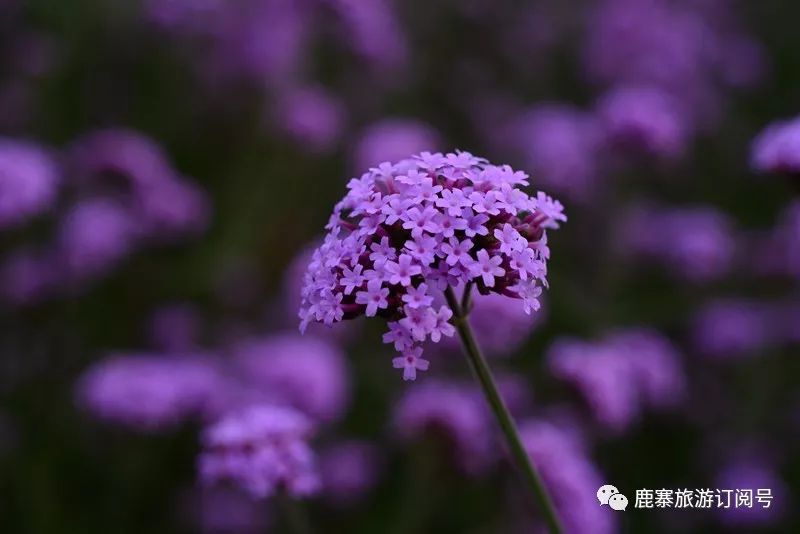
[444,285,563,534]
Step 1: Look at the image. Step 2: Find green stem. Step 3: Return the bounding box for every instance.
[444,285,564,534]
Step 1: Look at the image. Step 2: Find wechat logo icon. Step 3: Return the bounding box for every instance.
[598,484,629,511]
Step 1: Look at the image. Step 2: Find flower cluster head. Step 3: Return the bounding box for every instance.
[299,151,565,380]
[751,115,800,175]
[548,329,685,434]
[0,139,59,230]
[519,418,616,534]
[76,353,222,431]
[199,404,319,499]
[392,379,494,474]
[620,203,735,283]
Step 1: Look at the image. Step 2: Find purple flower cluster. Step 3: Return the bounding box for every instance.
[584,0,763,119]
[327,0,408,73]
[231,334,350,424]
[0,129,210,305]
[319,440,381,505]
[68,129,210,240]
[76,329,352,500]
[352,119,441,171]
[76,354,222,431]
[509,105,600,202]
[715,459,788,527]
[199,404,320,499]
[548,329,685,433]
[299,151,565,379]
[691,299,776,360]
[596,85,688,160]
[620,203,736,283]
[392,379,494,474]
[275,86,345,154]
[438,288,545,358]
[0,139,59,229]
[519,419,616,534]
[751,115,800,175]
[580,0,764,166]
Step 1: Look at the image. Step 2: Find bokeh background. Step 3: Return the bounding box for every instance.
[2,0,800,532]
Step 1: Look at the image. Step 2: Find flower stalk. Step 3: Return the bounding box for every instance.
[444,285,563,534]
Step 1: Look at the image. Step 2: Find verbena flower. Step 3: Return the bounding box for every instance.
[392,379,494,474]
[596,84,688,159]
[76,354,222,431]
[691,299,776,360]
[58,198,137,281]
[198,404,320,499]
[327,0,408,73]
[319,440,381,505]
[519,419,616,534]
[620,203,735,283]
[0,247,58,305]
[68,129,211,240]
[751,115,800,175]
[715,458,787,527]
[0,139,59,230]
[231,334,350,424]
[439,289,546,357]
[276,86,345,154]
[298,151,565,380]
[548,329,685,434]
[510,105,600,202]
[353,119,440,171]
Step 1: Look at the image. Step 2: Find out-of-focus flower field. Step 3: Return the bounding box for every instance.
[1,1,800,532]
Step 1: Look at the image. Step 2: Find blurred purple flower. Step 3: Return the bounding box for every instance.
[548,338,640,433]
[68,129,176,189]
[620,203,736,282]
[751,115,800,175]
[596,85,689,160]
[605,330,685,409]
[393,380,493,474]
[776,300,800,345]
[148,303,202,352]
[228,0,312,83]
[136,176,211,239]
[57,198,137,282]
[583,0,708,90]
[232,333,350,424]
[276,87,345,154]
[584,0,762,132]
[352,119,440,171]
[145,0,227,33]
[439,290,546,357]
[752,201,800,279]
[0,139,59,229]
[691,299,775,360]
[198,404,320,499]
[328,0,408,73]
[715,459,787,528]
[0,247,58,305]
[519,419,616,534]
[319,440,381,505]
[77,353,222,431]
[182,486,271,534]
[510,105,600,201]
[548,329,685,433]
[68,129,211,241]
